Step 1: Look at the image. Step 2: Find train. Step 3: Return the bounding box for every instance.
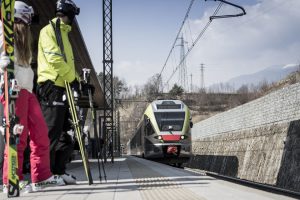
[127,99,193,167]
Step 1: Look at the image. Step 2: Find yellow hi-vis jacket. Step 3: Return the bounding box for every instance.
[37,17,76,88]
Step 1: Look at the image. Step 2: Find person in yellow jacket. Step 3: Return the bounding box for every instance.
[37,0,80,185]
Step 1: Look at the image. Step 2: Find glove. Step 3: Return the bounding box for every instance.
[70,79,80,92]
[81,82,95,96]
[70,79,80,99]
[0,53,10,74]
[13,124,24,135]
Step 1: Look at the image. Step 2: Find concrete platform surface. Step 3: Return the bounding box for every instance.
[0,156,297,200]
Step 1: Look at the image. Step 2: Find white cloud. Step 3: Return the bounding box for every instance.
[109,0,300,90]
[115,60,156,86]
[118,61,137,71]
[182,0,300,87]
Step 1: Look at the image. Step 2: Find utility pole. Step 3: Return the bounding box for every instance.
[200,63,205,91]
[190,73,193,93]
[177,35,187,91]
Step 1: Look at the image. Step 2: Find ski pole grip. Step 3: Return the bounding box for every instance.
[82,68,91,83]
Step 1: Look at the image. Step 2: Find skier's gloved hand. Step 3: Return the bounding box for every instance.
[81,82,95,96]
[0,53,10,74]
[13,124,24,135]
[71,79,80,91]
[70,79,80,99]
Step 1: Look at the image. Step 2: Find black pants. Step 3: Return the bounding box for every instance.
[41,104,74,175]
[37,82,74,175]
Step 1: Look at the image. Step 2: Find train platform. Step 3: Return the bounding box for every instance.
[0,156,297,200]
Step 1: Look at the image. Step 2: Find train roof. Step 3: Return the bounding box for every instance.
[151,99,186,112]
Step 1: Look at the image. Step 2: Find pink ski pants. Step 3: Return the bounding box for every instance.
[2,89,52,184]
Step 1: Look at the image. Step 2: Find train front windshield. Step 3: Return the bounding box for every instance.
[154,112,185,131]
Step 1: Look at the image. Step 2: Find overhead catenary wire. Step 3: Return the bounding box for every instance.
[162,0,248,91]
[157,0,195,86]
[163,2,223,89]
[209,0,245,20]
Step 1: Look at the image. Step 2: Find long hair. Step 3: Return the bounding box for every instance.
[14,23,32,67]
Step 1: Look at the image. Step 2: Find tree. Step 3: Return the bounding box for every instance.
[98,72,128,99]
[142,74,162,101]
[258,79,270,94]
[236,84,250,104]
[169,84,184,97]
[113,76,128,98]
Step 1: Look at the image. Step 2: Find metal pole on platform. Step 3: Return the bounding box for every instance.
[102,0,114,163]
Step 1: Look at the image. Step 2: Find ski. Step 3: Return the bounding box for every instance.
[65,80,93,185]
[1,0,20,197]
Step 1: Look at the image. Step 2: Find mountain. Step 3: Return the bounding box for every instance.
[225,64,299,90]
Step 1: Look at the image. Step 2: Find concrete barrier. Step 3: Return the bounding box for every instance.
[188,82,300,192]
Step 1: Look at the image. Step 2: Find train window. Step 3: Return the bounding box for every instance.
[146,122,155,136]
[157,104,181,109]
[144,116,154,136]
[157,100,182,109]
[154,112,185,131]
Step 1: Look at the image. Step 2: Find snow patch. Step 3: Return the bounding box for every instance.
[283,63,299,69]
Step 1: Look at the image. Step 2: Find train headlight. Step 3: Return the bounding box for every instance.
[157,135,162,140]
[180,135,185,140]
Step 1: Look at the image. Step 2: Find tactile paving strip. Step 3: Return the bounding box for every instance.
[127,158,206,200]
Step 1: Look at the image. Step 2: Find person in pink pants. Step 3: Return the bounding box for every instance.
[2,90,53,187]
[0,1,65,193]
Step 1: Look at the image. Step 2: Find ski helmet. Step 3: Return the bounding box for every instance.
[14,1,34,25]
[56,0,80,22]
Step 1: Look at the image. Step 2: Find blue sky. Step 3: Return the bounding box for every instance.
[74,0,300,91]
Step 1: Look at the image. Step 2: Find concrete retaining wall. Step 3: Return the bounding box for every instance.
[188,83,300,192]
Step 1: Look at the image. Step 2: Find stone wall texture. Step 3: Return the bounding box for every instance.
[188,83,300,192]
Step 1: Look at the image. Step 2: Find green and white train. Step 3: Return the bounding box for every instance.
[127,99,193,166]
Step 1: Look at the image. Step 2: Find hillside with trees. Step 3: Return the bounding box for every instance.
[98,71,300,147]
